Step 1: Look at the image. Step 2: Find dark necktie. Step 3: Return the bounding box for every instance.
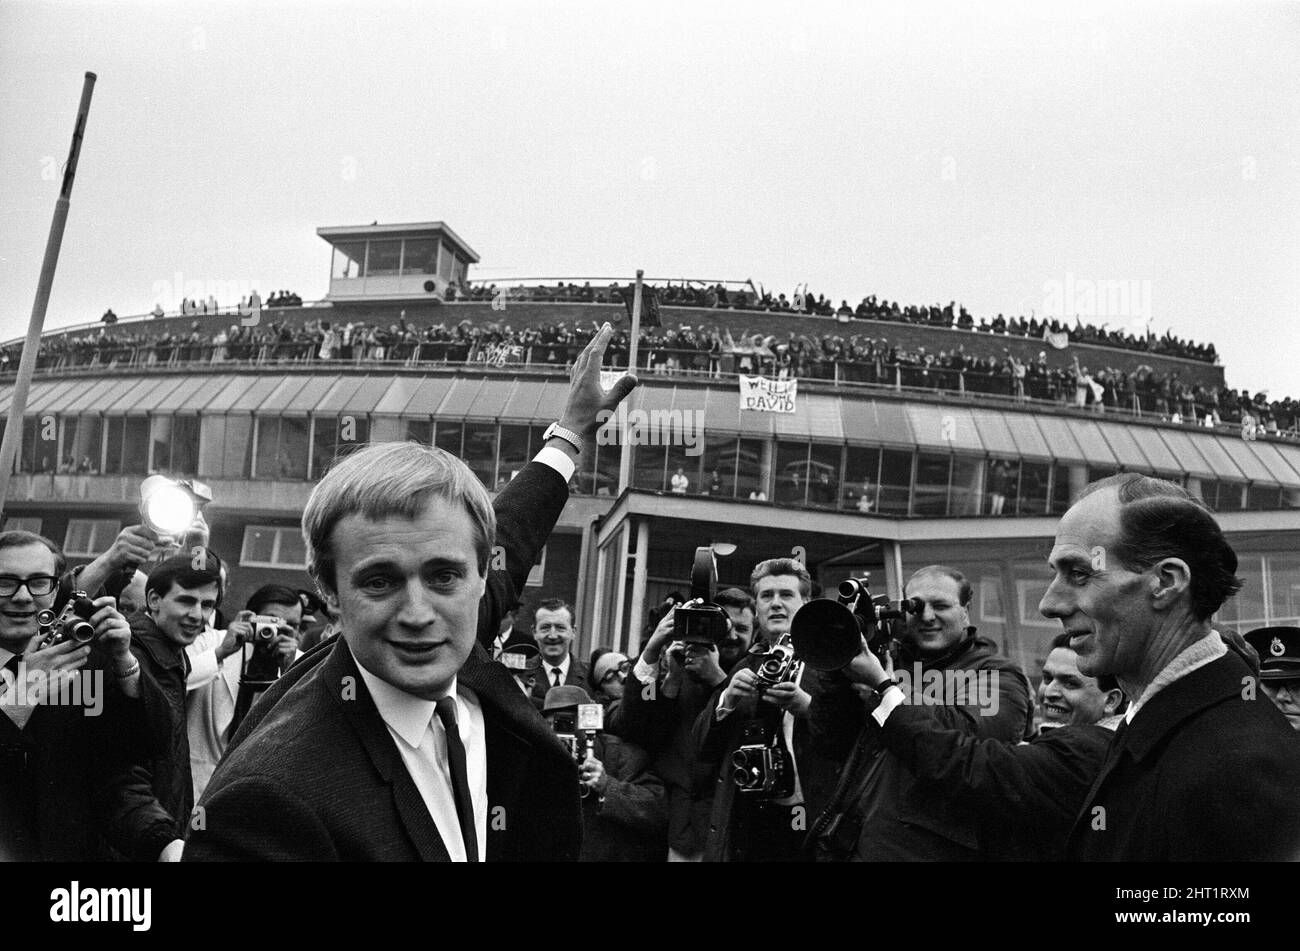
[434,696,478,862]
[552,668,563,688]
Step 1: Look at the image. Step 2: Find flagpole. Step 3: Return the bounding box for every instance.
[617,269,643,494]
[0,72,97,515]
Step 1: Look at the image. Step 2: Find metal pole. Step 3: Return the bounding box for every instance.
[0,72,97,515]
[616,270,644,494]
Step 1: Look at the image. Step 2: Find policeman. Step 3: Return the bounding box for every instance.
[1244,626,1300,731]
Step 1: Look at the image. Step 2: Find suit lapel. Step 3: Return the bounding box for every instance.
[323,640,451,862]
[460,651,556,861]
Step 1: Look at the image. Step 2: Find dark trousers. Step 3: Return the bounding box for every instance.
[731,799,808,862]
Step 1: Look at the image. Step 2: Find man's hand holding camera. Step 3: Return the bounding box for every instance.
[579,753,609,797]
[20,596,135,700]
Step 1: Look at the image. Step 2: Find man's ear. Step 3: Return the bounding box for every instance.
[1150,557,1192,611]
[1102,688,1124,717]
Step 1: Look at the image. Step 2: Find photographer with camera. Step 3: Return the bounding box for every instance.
[806,565,1032,861]
[120,550,227,861]
[185,584,304,801]
[543,685,667,862]
[618,586,756,861]
[692,558,833,862]
[0,530,158,861]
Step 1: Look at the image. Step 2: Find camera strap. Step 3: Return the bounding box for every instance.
[805,720,887,860]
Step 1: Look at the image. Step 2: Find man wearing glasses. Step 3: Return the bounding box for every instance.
[186,584,305,802]
[0,530,146,860]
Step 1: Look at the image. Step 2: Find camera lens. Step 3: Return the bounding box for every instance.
[69,620,97,643]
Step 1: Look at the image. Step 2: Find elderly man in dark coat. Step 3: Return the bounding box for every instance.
[1042,474,1300,861]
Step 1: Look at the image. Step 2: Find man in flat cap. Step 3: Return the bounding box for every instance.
[1245,626,1300,731]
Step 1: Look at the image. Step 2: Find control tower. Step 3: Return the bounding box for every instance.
[317,221,479,302]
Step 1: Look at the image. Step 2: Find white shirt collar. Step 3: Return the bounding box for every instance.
[544,654,571,680]
[353,656,455,749]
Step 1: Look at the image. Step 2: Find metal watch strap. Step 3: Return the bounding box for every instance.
[544,422,582,453]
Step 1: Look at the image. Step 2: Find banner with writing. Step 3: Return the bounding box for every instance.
[739,375,798,413]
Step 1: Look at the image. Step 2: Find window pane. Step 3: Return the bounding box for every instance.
[736,438,765,501]
[950,456,982,516]
[122,419,150,475]
[65,519,119,556]
[255,418,280,478]
[633,444,667,492]
[225,416,253,479]
[151,417,174,472]
[338,416,369,461]
[843,446,880,512]
[913,453,951,516]
[170,416,199,475]
[807,443,841,509]
[986,459,1018,516]
[402,239,439,275]
[1216,482,1245,512]
[702,435,737,498]
[366,240,402,276]
[275,528,307,569]
[877,450,912,515]
[1218,554,1265,629]
[331,242,365,279]
[666,443,697,496]
[279,418,309,480]
[463,424,497,488]
[594,440,620,497]
[1050,464,1072,513]
[1265,554,1300,623]
[775,441,809,505]
[1018,461,1050,516]
[311,417,336,478]
[199,417,227,477]
[498,425,531,487]
[435,422,463,457]
[403,418,433,446]
[242,526,277,564]
[1246,485,1280,511]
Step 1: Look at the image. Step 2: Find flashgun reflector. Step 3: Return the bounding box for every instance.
[141,478,197,535]
[501,653,526,671]
[577,703,604,732]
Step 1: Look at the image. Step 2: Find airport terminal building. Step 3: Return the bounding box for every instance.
[3,220,1298,680]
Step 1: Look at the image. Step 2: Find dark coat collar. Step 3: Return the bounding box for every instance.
[1121,651,1251,762]
[128,613,187,673]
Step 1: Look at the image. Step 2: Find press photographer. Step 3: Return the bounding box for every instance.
[543,685,667,862]
[618,552,757,861]
[0,530,153,861]
[186,584,305,801]
[692,557,835,862]
[804,565,1032,861]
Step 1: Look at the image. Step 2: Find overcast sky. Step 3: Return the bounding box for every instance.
[2,0,1297,397]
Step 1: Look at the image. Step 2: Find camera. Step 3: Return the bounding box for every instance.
[790,574,925,670]
[752,636,798,690]
[245,615,285,645]
[36,591,98,648]
[732,721,793,797]
[673,547,732,646]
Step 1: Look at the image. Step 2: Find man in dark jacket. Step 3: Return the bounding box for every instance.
[544,687,667,862]
[838,633,1123,861]
[807,565,1033,861]
[187,323,636,862]
[1044,474,1300,861]
[617,588,757,860]
[0,530,152,861]
[125,550,226,861]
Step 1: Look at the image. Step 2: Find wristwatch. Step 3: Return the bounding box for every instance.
[542,421,583,454]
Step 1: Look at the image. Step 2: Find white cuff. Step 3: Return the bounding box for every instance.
[715,694,734,721]
[533,446,576,483]
[632,657,658,685]
[870,684,906,726]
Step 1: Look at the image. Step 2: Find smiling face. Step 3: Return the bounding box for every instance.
[329,497,486,699]
[1039,488,1154,680]
[903,572,970,655]
[533,607,575,665]
[148,581,220,646]
[1037,647,1114,727]
[0,543,58,652]
[753,575,805,642]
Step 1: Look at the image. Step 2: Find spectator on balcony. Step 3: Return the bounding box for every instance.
[670,468,689,494]
[101,308,118,325]
[988,460,1014,516]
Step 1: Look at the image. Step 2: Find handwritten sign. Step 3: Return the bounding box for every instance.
[739,375,798,414]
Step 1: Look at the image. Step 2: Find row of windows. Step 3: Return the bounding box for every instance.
[7,414,1294,515]
[330,238,468,285]
[2,516,309,568]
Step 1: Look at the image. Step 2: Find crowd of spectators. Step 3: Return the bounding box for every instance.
[9,315,1295,438]
[464,281,1217,364]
